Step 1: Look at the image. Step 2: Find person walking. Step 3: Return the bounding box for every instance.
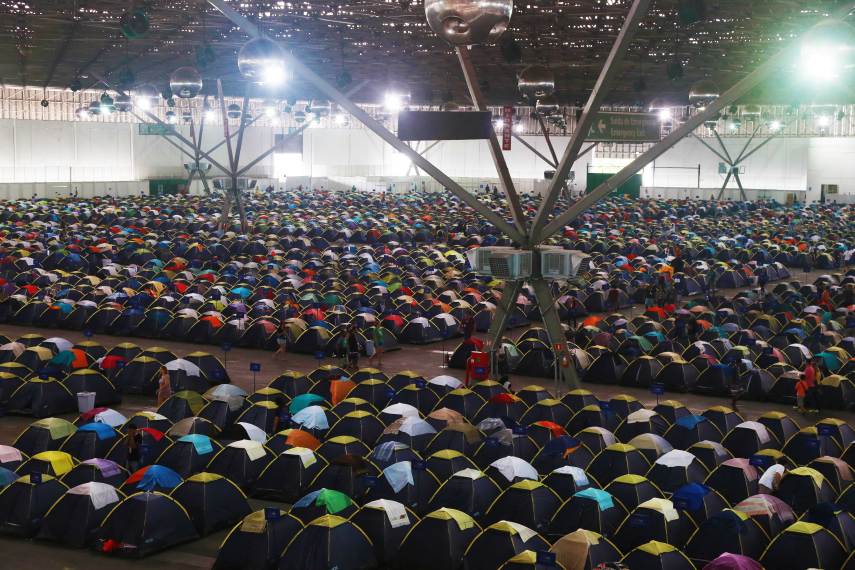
[274,321,290,361]
[156,366,172,407]
[606,287,621,314]
[566,295,582,330]
[497,343,511,390]
[795,376,809,413]
[462,314,475,341]
[345,326,360,371]
[125,426,142,473]
[367,323,384,368]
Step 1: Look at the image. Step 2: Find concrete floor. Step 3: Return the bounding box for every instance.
[0,268,851,569]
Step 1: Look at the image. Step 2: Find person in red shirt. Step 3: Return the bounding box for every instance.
[802,358,822,413]
[803,360,816,388]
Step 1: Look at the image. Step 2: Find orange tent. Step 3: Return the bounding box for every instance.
[330,379,356,405]
[285,429,321,450]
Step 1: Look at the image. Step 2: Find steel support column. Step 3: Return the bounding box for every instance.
[215,79,246,232]
[206,0,527,245]
[233,92,252,170]
[530,0,652,242]
[456,47,527,236]
[714,124,767,200]
[485,280,522,379]
[530,279,578,391]
[732,171,747,201]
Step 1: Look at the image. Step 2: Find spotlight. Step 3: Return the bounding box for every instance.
[769,120,782,131]
[384,92,405,112]
[76,107,89,120]
[264,100,278,118]
[728,122,738,131]
[493,119,504,130]
[817,115,831,127]
[658,108,672,122]
[133,84,158,113]
[261,63,286,87]
[166,111,178,124]
[798,20,855,83]
[512,122,524,133]
[334,113,347,126]
[204,108,217,123]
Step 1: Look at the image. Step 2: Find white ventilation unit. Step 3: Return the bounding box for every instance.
[540,248,591,279]
[466,247,533,280]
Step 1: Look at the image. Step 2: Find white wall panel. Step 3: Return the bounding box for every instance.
[0,117,854,202]
[807,137,855,200]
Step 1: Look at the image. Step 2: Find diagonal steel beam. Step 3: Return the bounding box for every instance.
[734,123,763,164]
[716,170,733,200]
[578,142,598,159]
[235,80,367,178]
[128,109,216,168]
[206,114,261,156]
[537,0,855,242]
[236,120,312,177]
[733,171,747,201]
[456,47,527,237]
[513,134,556,168]
[692,132,731,164]
[216,79,237,173]
[233,91,252,170]
[485,281,522,378]
[536,115,559,165]
[735,134,778,165]
[711,129,735,164]
[42,20,79,89]
[536,42,817,241]
[206,0,527,246]
[93,72,232,175]
[530,0,652,243]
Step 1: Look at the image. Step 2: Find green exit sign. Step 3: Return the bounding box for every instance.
[138,123,175,136]
[587,112,661,142]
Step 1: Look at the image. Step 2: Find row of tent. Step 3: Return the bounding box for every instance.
[0,260,804,349]
[0,333,231,417]
[452,273,855,407]
[1,192,850,356]
[4,361,855,567]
